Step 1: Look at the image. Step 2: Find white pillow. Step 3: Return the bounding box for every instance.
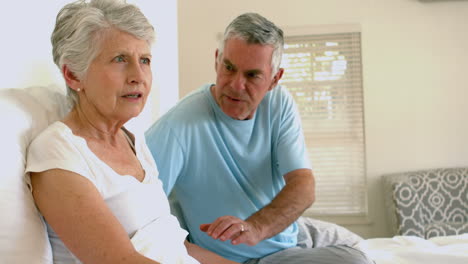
[0,85,69,263]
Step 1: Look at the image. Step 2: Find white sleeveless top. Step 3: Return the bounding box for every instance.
[26,121,199,264]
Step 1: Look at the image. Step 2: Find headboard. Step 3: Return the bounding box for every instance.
[382,167,468,238]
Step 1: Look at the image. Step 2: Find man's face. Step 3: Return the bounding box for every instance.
[211,38,283,120]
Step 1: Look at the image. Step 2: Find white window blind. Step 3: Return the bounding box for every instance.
[280,30,367,215]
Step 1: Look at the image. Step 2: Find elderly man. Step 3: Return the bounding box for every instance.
[146,12,372,264]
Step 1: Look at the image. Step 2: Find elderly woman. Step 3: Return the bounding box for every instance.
[25,0,238,263]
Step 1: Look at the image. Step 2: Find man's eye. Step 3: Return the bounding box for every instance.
[141,58,151,64]
[247,72,259,78]
[225,64,234,71]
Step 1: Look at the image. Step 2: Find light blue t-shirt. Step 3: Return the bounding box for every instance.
[145,84,311,263]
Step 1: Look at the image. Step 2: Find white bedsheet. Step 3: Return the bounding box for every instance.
[356,234,468,264]
[131,216,199,264]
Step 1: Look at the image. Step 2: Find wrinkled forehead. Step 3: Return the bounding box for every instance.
[93,28,151,58]
[222,38,274,70]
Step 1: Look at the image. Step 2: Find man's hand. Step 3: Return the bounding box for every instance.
[200,169,314,248]
[200,169,314,247]
[200,216,262,246]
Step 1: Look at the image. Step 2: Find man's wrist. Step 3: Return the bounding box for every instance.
[245,215,269,242]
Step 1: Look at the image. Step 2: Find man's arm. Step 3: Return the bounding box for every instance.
[201,168,315,246]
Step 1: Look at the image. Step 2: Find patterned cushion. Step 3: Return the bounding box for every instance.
[383,168,468,239]
[424,222,468,238]
[393,182,425,237]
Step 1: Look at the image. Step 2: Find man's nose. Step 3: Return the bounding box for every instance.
[231,72,246,91]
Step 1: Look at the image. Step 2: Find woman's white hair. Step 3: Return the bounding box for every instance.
[218,13,284,78]
[51,0,155,105]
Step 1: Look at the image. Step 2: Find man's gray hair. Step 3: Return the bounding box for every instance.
[218,13,284,77]
[51,0,155,105]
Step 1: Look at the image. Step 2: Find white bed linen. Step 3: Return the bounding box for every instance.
[131,216,199,264]
[356,234,468,264]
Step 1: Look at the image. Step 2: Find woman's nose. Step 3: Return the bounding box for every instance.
[128,61,145,84]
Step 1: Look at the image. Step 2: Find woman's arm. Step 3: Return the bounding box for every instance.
[31,169,159,264]
[184,241,239,264]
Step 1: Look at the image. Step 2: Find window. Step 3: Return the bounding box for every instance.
[280,25,367,216]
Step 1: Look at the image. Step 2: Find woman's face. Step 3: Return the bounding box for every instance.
[79,28,152,123]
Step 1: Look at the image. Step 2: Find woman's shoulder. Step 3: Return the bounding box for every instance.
[27,121,86,163]
[26,121,94,181]
[30,121,73,148]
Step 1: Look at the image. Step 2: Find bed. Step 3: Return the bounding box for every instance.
[356,168,468,264]
[357,234,468,264]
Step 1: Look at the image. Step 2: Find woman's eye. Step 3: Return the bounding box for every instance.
[141,58,151,65]
[114,56,125,62]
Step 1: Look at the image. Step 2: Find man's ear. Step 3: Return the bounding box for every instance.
[215,49,219,71]
[62,65,81,91]
[269,68,284,91]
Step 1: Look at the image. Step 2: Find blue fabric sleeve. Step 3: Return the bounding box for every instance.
[276,89,311,176]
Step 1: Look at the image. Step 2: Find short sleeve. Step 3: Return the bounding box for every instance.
[276,88,311,176]
[145,120,185,195]
[25,123,95,187]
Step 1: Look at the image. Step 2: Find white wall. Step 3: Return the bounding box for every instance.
[0,0,178,132]
[178,0,468,238]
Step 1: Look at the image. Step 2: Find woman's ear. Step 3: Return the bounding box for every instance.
[62,65,81,91]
